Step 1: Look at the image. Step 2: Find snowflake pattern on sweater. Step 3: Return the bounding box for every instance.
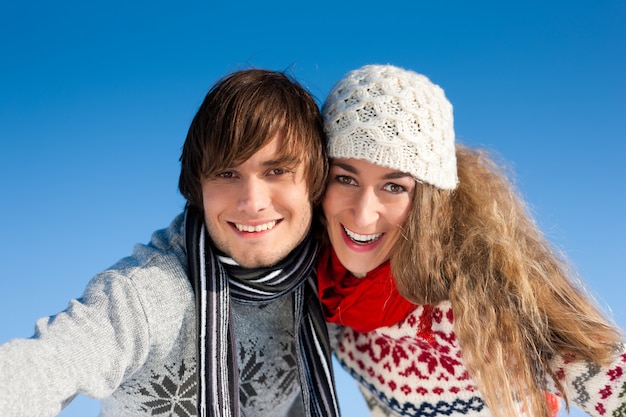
[117,360,197,416]
[334,301,626,417]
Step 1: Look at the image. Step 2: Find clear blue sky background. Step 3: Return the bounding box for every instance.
[1,1,624,416]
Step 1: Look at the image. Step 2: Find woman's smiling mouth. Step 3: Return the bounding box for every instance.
[343,225,382,244]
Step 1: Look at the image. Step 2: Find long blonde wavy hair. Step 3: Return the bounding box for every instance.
[391,144,623,417]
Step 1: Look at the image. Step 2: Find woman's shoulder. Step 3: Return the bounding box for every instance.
[372,301,455,343]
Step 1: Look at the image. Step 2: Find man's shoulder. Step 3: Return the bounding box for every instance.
[83,213,193,330]
[99,213,189,289]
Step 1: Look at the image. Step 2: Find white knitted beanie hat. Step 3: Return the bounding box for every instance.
[322,64,458,190]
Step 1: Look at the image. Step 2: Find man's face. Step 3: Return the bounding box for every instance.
[201,135,312,268]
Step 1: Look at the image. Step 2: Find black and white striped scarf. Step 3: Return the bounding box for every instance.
[184,206,340,417]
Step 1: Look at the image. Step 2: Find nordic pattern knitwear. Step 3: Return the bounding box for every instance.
[0,213,327,416]
[185,207,340,417]
[322,64,458,190]
[333,301,626,417]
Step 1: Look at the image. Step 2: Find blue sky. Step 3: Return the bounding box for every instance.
[0,1,624,416]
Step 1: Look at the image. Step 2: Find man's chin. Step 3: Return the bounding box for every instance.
[231,252,285,269]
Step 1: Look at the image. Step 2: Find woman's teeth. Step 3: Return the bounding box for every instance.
[344,226,382,244]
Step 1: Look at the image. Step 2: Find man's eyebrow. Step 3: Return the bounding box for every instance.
[332,161,412,180]
[262,156,300,167]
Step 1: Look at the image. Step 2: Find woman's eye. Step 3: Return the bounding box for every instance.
[384,183,406,193]
[336,175,356,185]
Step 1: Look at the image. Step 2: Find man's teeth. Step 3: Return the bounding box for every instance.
[344,227,382,243]
[235,221,277,232]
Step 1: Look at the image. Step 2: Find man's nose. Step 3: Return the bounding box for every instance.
[237,176,271,213]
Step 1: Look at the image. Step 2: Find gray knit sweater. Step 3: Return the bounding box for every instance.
[0,213,305,417]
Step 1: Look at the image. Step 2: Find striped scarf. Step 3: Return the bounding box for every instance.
[184,207,340,417]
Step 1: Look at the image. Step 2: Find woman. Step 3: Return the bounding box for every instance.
[317,64,625,417]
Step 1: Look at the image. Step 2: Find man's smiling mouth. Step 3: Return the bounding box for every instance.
[233,220,278,232]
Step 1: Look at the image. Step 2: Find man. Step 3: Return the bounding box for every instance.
[0,69,339,417]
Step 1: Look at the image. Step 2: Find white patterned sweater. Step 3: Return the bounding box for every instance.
[0,214,306,417]
[332,302,626,417]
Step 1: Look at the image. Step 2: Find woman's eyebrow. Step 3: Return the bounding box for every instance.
[332,161,358,174]
[383,172,412,180]
[333,161,412,180]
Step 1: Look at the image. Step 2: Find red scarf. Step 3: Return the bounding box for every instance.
[317,246,417,333]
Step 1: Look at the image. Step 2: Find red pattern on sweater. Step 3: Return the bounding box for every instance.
[338,303,478,401]
[335,301,626,417]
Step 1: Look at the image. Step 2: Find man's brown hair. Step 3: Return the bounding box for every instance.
[179,69,327,209]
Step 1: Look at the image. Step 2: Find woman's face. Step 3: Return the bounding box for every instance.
[322,158,415,276]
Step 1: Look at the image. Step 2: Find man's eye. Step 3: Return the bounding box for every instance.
[218,172,234,178]
[270,168,285,175]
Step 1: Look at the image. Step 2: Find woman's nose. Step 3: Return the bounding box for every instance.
[352,189,380,228]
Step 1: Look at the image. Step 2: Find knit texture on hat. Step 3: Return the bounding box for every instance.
[323,64,458,190]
